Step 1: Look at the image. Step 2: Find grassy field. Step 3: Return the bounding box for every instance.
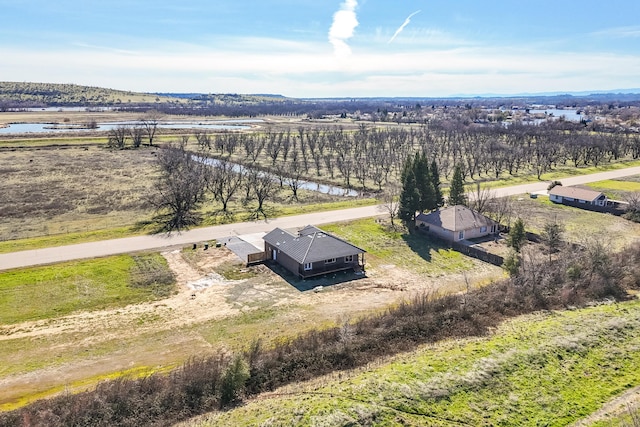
[0,253,174,324]
[0,199,638,414]
[0,216,491,411]
[512,196,640,248]
[0,146,159,241]
[586,175,640,199]
[322,218,474,275]
[183,298,640,427]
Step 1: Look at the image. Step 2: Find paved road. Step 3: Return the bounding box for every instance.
[1,165,639,271]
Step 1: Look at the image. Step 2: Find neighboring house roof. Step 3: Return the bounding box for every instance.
[548,186,605,202]
[416,205,496,232]
[263,225,365,264]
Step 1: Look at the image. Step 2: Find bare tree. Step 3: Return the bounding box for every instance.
[207,158,243,213]
[379,184,401,228]
[151,142,207,232]
[624,192,640,222]
[194,130,212,151]
[107,125,129,150]
[285,156,305,201]
[129,126,144,148]
[247,169,277,219]
[484,195,514,229]
[140,110,162,146]
[468,183,494,214]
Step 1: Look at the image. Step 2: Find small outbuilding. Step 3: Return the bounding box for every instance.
[415,205,499,242]
[263,225,366,278]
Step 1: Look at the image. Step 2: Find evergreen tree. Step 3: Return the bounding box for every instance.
[507,218,526,252]
[448,164,467,206]
[399,169,420,221]
[430,159,444,208]
[414,153,436,212]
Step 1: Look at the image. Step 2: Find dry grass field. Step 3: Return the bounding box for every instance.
[0,146,159,240]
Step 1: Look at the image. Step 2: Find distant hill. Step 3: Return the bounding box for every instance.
[0,82,184,106]
[3,81,640,111]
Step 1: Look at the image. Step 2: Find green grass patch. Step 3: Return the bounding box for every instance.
[190,299,640,427]
[321,218,474,275]
[586,178,640,197]
[216,262,257,281]
[0,253,175,324]
[477,160,640,190]
[0,226,145,254]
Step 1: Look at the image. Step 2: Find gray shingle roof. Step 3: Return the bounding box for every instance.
[415,205,496,232]
[263,225,365,264]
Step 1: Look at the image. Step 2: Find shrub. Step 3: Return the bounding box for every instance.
[547,180,562,191]
[220,356,250,407]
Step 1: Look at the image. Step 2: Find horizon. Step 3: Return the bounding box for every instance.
[2,1,640,98]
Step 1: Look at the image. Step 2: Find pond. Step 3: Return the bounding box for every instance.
[0,119,261,135]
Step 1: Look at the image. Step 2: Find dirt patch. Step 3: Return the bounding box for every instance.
[570,385,640,426]
[0,245,502,410]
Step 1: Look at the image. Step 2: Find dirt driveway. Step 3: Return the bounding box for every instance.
[0,245,501,409]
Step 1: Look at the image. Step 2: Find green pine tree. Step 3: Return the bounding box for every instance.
[507,218,526,252]
[399,170,420,221]
[414,153,436,212]
[448,164,467,206]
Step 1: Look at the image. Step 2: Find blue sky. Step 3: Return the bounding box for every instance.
[2,0,640,97]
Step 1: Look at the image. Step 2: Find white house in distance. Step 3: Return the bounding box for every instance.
[415,205,499,242]
[548,186,608,207]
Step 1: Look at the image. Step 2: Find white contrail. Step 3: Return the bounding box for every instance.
[329,0,359,56]
[388,10,421,44]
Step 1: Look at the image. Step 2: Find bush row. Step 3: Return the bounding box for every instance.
[2,244,639,427]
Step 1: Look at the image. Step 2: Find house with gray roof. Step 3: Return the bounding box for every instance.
[263,225,365,278]
[548,185,608,207]
[415,205,498,242]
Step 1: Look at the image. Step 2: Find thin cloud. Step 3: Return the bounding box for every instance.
[328,0,358,56]
[591,26,640,38]
[388,10,421,44]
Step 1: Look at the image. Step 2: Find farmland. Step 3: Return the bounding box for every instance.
[1,95,640,425]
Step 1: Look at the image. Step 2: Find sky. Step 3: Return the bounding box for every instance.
[1,0,640,98]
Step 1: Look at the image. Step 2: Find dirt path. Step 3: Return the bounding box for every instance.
[2,163,640,272]
[0,249,241,343]
[570,385,640,426]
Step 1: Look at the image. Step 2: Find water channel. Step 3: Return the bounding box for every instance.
[0,119,261,135]
[197,156,359,197]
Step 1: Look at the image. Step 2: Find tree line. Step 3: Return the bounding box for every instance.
[189,121,640,196]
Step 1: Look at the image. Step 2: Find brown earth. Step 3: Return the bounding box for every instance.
[0,246,501,410]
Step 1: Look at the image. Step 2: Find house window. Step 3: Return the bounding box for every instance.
[345,255,354,263]
[458,231,464,240]
[304,262,312,271]
[325,258,336,264]
[480,226,487,233]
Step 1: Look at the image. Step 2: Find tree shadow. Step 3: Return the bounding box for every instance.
[241,206,279,222]
[132,218,170,235]
[401,229,436,263]
[265,262,367,292]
